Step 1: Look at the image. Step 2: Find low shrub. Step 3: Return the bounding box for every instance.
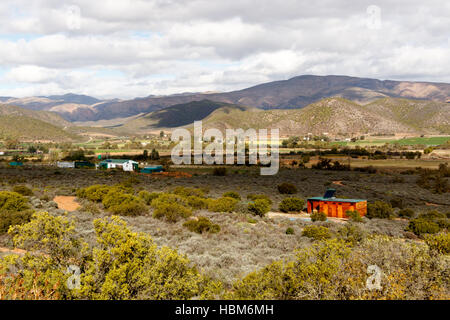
[208,197,238,213]
[279,197,305,213]
[424,233,450,254]
[337,224,366,245]
[80,202,101,214]
[151,193,188,208]
[398,208,415,219]
[138,190,161,205]
[222,191,241,200]
[419,210,446,221]
[0,210,33,234]
[153,202,192,223]
[277,183,297,194]
[310,211,327,222]
[367,201,393,219]
[186,196,209,210]
[247,199,271,217]
[76,185,113,202]
[247,194,273,205]
[213,167,227,176]
[407,218,440,236]
[0,191,29,212]
[183,217,220,234]
[390,197,404,209]
[102,192,147,216]
[285,227,295,235]
[12,185,33,196]
[345,210,362,222]
[172,187,205,198]
[302,225,331,240]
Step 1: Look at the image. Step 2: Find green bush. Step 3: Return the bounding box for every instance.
[213,167,227,176]
[76,185,113,202]
[138,190,161,205]
[277,183,297,194]
[77,184,133,203]
[172,187,205,198]
[285,227,295,235]
[208,197,238,213]
[153,202,192,223]
[367,201,393,219]
[80,202,101,214]
[389,197,404,209]
[302,225,331,240]
[337,224,366,245]
[311,211,327,222]
[247,194,273,205]
[222,191,241,200]
[12,185,33,196]
[279,197,305,213]
[0,191,29,212]
[398,208,415,218]
[345,210,362,222]
[151,193,188,208]
[0,210,33,234]
[102,192,147,216]
[186,196,209,210]
[424,233,450,254]
[419,210,446,221]
[247,199,271,217]
[407,218,440,236]
[183,217,220,234]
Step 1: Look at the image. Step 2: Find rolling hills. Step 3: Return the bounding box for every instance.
[133,97,449,136]
[0,114,78,141]
[121,100,247,131]
[2,75,449,123]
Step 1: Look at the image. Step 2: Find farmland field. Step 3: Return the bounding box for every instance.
[331,136,450,147]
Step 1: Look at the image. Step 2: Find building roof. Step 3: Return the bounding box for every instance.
[100,159,137,164]
[307,197,366,203]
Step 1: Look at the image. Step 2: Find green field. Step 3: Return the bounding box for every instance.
[331,136,450,147]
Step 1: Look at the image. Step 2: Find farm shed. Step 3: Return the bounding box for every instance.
[307,189,367,218]
[98,159,139,172]
[140,165,163,174]
[74,161,95,169]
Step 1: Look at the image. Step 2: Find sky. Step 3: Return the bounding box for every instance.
[0,0,449,99]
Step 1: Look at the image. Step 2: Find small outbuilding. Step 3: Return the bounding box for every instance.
[307,189,367,218]
[140,165,163,174]
[98,159,139,172]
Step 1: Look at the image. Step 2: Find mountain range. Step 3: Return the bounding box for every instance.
[0,75,449,140]
[2,75,449,123]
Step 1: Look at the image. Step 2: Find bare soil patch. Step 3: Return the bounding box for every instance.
[53,196,80,212]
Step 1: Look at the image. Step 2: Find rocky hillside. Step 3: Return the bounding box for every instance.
[2,75,449,122]
[195,97,450,136]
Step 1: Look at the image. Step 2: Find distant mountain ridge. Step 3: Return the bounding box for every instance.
[126,97,449,136]
[2,75,450,122]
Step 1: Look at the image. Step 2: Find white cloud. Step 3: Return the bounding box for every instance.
[0,0,448,98]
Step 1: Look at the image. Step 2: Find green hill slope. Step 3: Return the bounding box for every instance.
[122,100,247,131]
[0,115,79,141]
[200,97,450,136]
[0,104,71,127]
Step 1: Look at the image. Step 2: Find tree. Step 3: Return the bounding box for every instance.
[150,148,160,160]
[160,131,165,138]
